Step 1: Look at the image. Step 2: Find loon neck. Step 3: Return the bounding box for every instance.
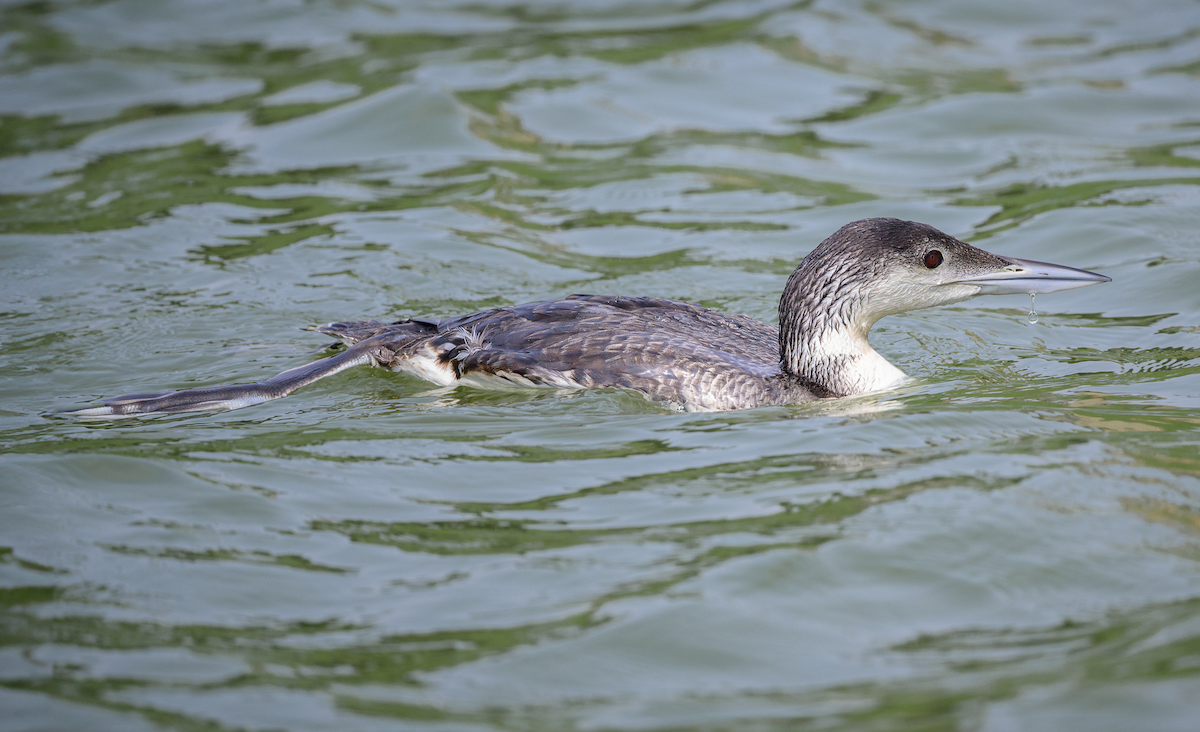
[777,263,907,397]
[783,320,906,396]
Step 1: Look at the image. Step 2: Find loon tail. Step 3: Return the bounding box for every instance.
[59,341,377,418]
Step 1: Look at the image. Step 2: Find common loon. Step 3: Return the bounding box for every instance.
[63,218,1109,417]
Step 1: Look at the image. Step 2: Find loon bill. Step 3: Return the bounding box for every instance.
[61,218,1110,417]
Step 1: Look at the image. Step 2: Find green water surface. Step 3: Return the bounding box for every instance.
[3,1,1200,730]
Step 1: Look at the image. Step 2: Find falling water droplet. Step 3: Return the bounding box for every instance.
[1027,293,1038,324]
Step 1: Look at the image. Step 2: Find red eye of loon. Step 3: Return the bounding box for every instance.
[924,250,943,269]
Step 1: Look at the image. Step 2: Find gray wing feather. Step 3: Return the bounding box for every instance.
[62,337,382,417]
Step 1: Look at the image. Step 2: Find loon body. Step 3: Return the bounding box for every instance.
[64,218,1109,417]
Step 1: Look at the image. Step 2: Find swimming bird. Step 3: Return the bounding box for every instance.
[62,218,1109,417]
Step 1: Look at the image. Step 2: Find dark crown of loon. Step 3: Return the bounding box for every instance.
[62,218,1110,417]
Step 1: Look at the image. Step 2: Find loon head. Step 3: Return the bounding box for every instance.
[779,217,1110,396]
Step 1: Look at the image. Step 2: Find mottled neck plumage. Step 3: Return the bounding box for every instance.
[777,222,907,397]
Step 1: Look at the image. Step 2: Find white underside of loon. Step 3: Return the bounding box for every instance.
[393,326,588,391]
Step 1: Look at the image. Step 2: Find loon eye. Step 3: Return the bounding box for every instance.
[924,250,943,269]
